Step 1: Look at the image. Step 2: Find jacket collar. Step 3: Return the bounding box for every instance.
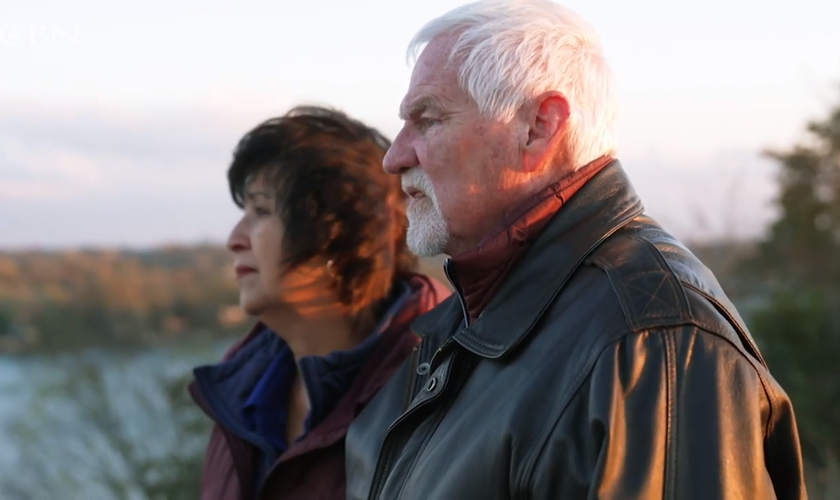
[411,160,644,358]
[447,155,613,323]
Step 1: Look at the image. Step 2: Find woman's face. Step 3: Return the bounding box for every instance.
[226,175,334,318]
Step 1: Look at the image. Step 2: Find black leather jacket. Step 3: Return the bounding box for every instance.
[345,161,807,500]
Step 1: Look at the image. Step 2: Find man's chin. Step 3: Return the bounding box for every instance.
[407,230,448,257]
[409,246,443,258]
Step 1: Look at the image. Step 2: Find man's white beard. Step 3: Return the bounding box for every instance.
[402,169,449,257]
[406,197,449,257]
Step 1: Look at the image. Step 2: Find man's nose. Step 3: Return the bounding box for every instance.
[383,127,418,175]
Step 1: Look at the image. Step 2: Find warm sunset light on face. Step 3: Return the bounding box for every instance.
[0,1,837,497]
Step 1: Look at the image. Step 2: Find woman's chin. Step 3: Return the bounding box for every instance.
[238,294,266,318]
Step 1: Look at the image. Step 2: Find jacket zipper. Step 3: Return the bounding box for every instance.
[369,344,432,499]
[367,345,458,500]
[444,258,470,327]
[402,344,420,411]
[399,258,465,415]
[393,351,468,499]
[368,260,470,499]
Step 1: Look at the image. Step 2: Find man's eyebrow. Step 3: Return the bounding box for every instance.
[399,96,445,120]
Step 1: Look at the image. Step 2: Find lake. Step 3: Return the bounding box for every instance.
[0,340,228,499]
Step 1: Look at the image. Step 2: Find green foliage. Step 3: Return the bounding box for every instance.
[751,288,840,460]
[751,95,840,288]
[0,246,448,353]
[0,245,243,352]
[736,87,840,494]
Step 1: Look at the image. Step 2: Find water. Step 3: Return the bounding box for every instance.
[0,355,42,465]
[0,340,228,499]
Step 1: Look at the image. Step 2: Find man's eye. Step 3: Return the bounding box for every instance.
[419,118,439,129]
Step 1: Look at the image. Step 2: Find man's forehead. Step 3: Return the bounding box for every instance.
[398,37,466,118]
[410,40,454,85]
[400,69,461,119]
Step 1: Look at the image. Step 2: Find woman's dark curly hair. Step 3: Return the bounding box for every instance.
[228,105,418,316]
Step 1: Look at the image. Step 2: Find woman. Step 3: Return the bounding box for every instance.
[188,106,450,499]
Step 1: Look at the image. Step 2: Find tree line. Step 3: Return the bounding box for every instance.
[0,245,244,353]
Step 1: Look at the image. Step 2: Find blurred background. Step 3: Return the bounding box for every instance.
[1,0,839,498]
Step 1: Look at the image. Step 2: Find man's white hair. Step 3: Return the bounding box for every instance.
[408,0,617,170]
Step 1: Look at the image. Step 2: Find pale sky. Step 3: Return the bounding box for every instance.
[1,0,839,248]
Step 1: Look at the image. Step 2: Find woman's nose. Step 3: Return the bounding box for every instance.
[226,218,250,253]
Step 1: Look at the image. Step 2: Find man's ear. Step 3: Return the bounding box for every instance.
[520,91,570,172]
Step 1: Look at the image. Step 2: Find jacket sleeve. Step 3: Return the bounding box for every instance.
[528,326,806,500]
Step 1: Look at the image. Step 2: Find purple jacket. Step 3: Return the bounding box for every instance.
[188,274,451,500]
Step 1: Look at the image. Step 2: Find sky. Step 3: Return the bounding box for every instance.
[1,0,839,249]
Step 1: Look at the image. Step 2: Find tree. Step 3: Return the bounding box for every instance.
[740,87,840,490]
[752,95,840,288]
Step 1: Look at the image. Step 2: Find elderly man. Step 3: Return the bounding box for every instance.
[345,0,808,498]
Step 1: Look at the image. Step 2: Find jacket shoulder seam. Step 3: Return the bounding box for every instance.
[662,329,678,498]
[587,233,695,333]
